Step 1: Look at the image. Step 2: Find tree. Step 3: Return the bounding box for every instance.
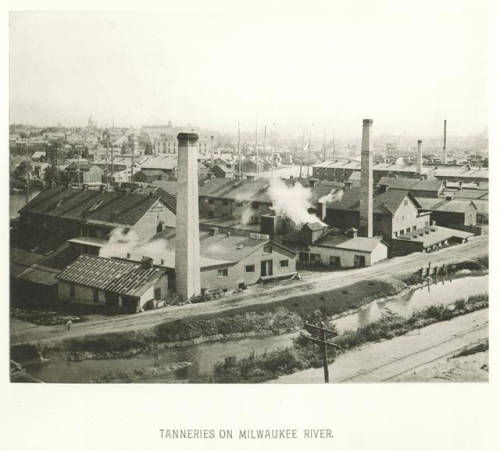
[14,160,32,179]
[44,165,61,184]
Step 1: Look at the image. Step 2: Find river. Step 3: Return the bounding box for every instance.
[25,274,488,383]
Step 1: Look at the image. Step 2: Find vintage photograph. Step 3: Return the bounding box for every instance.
[9,8,488,384]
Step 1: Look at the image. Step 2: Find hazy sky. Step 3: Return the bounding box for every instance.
[9,2,488,138]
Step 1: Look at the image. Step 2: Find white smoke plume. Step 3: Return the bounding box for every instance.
[99,227,172,261]
[99,227,141,258]
[318,189,344,205]
[267,177,324,227]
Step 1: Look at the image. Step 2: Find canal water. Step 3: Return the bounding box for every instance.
[330,274,488,334]
[26,274,488,383]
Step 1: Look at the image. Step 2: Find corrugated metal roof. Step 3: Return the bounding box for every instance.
[20,187,174,225]
[57,255,166,296]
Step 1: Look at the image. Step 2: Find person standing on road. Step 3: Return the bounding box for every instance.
[66,319,73,331]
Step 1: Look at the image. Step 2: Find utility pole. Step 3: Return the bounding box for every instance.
[299,129,305,179]
[210,135,215,167]
[129,134,135,182]
[263,125,267,175]
[237,121,241,177]
[303,323,339,383]
[271,123,275,178]
[332,129,335,160]
[255,119,259,177]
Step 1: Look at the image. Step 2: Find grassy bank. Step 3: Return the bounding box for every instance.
[193,293,489,383]
[14,278,406,362]
[11,255,488,363]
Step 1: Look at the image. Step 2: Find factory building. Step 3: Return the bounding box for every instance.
[312,161,488,185]
[283,224,388,268]
[57,255,169,313]
[17,185,176,252]
[415,198,478,229]
[377,177,445,198]
[322,187,431,243]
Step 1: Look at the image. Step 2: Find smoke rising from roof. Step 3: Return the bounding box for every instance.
[99,227,171,260]
[267,177,324,227]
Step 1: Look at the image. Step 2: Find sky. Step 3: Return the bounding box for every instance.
[9,1,488,138]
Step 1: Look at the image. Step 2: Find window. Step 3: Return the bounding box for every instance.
[354,255,366,267]
[70,283,75,298]
[222,199,229,206]
[400,229,405,235]
[208,199,215,204]
[406,228,411,234]
[245,265,255,273]
[280,259,289,268]
[263,244,272,254]
[329,256,341,267]
[251,202,259,209]
[93,288,99,304]
[217,268,228,278]
[394,231,398,237]
[412,225,417,231]
[154,288,162,300]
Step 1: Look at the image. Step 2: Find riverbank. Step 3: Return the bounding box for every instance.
[10,255,488,372]
[193,293,488,383]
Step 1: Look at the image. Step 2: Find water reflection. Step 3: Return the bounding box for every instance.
[26,275,487,383]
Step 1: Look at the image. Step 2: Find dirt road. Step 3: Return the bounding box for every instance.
[269,308,488,383]
[11,236,488,346]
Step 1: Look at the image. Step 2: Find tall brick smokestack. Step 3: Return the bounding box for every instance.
[359,119,373,237]
[443,119,447,164]
[417,139,423,174]
[175,132,201,300]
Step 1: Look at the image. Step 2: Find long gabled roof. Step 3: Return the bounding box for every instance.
[325,188,421,214]
[313,233,386,253]
[378,177,443,192]
[415,197,477,213]
[19,187,175,225]
[57,254,166,296]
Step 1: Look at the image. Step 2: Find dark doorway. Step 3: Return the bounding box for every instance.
[261,259,273,277]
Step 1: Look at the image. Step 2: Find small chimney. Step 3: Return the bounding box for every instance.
[126,252,131,258]
[345,227,358,238]
[309,178,318,188]
[416,140,423,174]
[142,256,153,269]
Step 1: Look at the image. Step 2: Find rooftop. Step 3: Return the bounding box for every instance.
[57,254,167,297]
[20,186,175,225]
[325,187,421,215]
[394,226,473,247]
[313,233,386,253]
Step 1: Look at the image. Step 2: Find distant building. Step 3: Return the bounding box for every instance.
[377,177,445,198]
[62,163,104,185]
[17,186,176,252]
[284,224,388,268]
[322,187,431,243]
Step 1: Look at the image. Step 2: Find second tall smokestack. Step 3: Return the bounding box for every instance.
[175,132,201,301]
[360,119,373,238]
[417,140,423,174]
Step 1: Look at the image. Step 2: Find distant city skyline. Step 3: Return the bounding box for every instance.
[10,4,487,138]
